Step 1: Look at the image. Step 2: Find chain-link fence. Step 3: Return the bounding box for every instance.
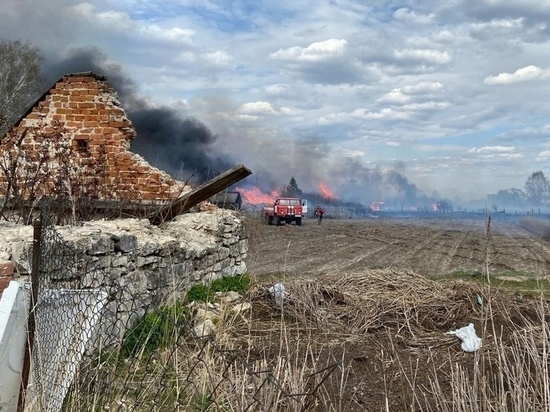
[21,201,343,412]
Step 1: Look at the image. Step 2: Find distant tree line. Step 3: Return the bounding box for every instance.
[487,171,550,210]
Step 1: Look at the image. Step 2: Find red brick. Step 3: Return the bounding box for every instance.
[0,261,15,277]
[83,121,100,128]
[56,109,73,115]
[78,103,95,110]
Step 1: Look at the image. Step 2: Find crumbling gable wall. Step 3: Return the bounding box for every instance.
[0,72,184,203]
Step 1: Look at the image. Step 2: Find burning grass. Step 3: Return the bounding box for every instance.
[63,269,550,411]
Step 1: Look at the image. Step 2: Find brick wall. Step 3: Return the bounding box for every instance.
[0,262,14,298]
[0,72,184,202]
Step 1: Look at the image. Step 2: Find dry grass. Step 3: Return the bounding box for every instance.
[58,267,550,412]
[55,216,550,411]
[519,216,550,240]
[408,296,550,412]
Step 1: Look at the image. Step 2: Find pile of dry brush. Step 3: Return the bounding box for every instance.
[244,269,544,349]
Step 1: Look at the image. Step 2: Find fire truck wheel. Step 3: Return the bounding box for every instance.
[296,217,302,226]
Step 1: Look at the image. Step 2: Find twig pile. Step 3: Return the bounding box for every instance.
[247,269,537,338]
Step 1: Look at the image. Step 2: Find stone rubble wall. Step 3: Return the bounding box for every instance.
[0,209,248,344]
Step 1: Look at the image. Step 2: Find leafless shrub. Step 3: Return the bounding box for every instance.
[0,120,185,224]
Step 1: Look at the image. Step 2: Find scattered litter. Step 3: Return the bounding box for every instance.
[268,283,287,306]
[446,323,482,352]
[476,294,483,307]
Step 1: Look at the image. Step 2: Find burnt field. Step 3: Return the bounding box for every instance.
[245,213,550,281]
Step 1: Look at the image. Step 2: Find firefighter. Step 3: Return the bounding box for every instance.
[315,205,324,224]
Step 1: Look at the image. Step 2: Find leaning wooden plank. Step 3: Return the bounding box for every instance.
[148,164,252,225]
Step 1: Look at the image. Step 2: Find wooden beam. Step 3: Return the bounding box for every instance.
[148,164,252,225]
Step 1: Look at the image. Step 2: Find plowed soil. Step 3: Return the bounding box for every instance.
[245,214,550,279]
[241,214,550,411]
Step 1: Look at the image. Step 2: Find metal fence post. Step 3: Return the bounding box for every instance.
[18,217,42,412]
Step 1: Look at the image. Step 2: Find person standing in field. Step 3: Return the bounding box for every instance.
[315,206,324,224]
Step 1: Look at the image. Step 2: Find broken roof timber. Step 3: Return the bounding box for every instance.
[148,164,252,225]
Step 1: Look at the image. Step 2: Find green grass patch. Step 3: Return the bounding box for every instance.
[116,275,251,359]
[490,277,550,295]
[443,269,550,295]
[185,274,251,303]
[121,301,188,358]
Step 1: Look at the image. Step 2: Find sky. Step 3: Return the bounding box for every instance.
[2,0,550,205]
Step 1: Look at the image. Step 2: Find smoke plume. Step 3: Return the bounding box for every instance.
[43,47,432,206]
[44,47,233,182]
[330,159,428,206]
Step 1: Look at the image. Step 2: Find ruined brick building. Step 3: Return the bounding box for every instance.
[0,72,185,206]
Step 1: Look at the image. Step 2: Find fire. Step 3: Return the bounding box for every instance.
[432,202,439,212]
[236,186,279,205]
[318,183,337,200]
[370,201,384,211]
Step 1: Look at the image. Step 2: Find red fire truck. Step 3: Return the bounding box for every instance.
[263,198,305,226]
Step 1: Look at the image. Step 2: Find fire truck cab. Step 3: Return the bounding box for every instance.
[263,197,304,226]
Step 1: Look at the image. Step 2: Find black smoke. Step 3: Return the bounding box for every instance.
[332,159,429,207]
[44,47,233,182]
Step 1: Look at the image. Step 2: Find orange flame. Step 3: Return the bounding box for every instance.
[318,183,337,200]
[370,201,384,211]
[235,186,280,205]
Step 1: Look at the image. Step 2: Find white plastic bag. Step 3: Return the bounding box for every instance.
[446,323,482,352]
[268,283,287,306]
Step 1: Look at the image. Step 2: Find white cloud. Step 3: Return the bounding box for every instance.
[333,147,365,158]
[497,153,524,159]
[535,150,550,161]
[402,82,443,94]
[68,3,134,30]
[410,166,432,173]
[141,25,195,44]
[265,84,288,94]
[484,65,546,85]
[269,39,347,62]
[470,18,524,31]
[394,48,451,64]
[279,107,295,115]
[432,30,458,43]
[378,90,409,104]
[386,141,401,147]
[393,8,434,24]
[378,82,443,104]
[237,101,278,115]
[350,108,409,120]
[236,114,258,122]
[202,50,233,66]
[402,101,449,111]
[67,2,95,16]
[468,146,515,153]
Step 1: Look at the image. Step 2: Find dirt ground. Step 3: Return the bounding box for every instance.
[245,214,550,280]
[238,214,550,411]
